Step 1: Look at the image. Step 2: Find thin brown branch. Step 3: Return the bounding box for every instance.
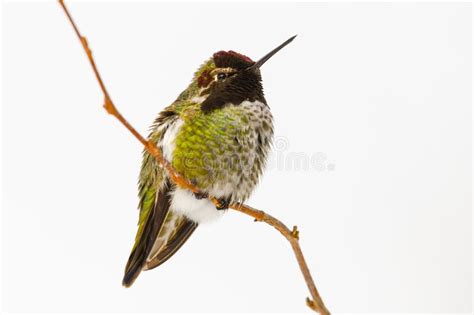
[58,1,330,314]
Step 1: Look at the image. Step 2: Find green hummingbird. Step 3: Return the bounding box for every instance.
[122,35,296,287]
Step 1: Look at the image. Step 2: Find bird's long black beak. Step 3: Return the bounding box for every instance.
[250,35,297,70]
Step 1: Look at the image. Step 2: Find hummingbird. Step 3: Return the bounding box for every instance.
[122,35,296,287]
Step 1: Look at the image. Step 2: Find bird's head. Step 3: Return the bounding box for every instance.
[178,36,296,113]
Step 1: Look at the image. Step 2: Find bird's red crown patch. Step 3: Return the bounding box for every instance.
[213,50,254,70]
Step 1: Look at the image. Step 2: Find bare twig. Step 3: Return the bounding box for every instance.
[58,1,330,314]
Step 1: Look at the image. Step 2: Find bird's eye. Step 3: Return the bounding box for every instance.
[217,73,227,81]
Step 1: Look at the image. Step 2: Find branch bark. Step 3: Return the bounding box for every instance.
[58,2,330,314]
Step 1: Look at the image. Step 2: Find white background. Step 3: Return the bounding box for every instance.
[2,1,472,313]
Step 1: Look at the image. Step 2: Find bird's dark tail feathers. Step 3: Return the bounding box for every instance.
[122,181,172,287]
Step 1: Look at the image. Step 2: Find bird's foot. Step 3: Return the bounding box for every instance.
[193,191,209,200]
[215,196,231,210]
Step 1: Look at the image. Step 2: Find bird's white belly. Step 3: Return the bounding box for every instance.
[170,188,223,223]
